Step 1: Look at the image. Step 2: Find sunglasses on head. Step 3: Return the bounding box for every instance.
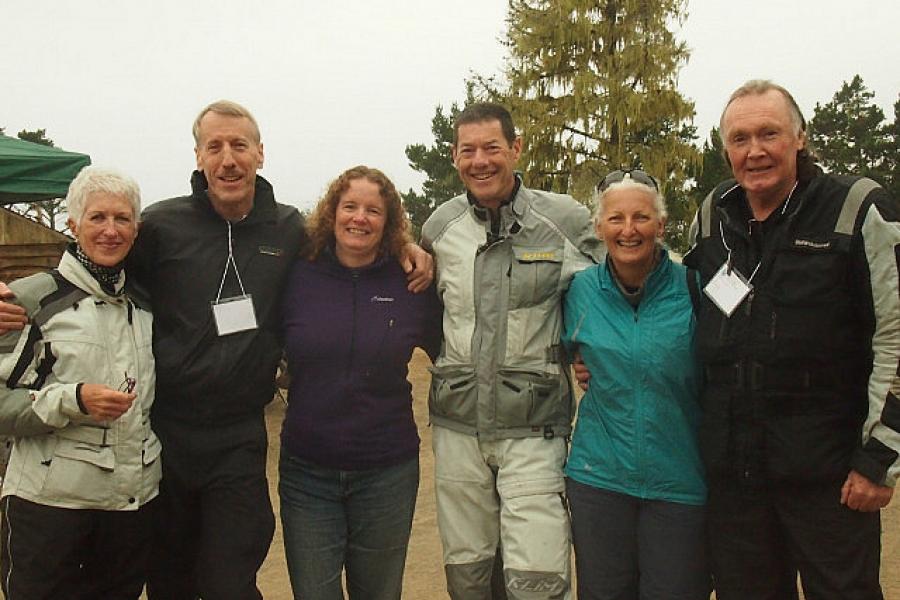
[597,169,659,192]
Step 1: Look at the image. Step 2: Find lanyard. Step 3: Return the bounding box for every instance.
[718,180,798,283]
[215,221,248,302]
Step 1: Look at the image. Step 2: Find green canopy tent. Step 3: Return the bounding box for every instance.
[0,134,91,205]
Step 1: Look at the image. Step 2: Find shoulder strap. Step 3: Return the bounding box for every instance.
[33,270,90,328]
[6,271,89,389]
[834,177,881,235]
[699,189,716,240]
[698,181,742,240]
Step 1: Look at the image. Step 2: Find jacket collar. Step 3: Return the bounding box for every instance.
[57,251,125,301]
[319,244,392,276]
[467,173,525,220]
[598,245,671,298]
[189,170,278,225]
[717,164,822,227]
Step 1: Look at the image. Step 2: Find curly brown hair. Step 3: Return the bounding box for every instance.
[305,166,412,262]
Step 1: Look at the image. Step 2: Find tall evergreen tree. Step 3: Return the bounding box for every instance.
[672,126,732,251]
[483,0,699,210]
[666,127,733,252]
[402,100,467,237]
[883,95,900,198]
[691,127,731,197]
[808,75,890,186]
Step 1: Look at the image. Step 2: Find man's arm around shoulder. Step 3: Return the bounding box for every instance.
[0,282,27,333]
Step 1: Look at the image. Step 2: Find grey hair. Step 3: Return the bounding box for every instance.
[593,179,667,225]
[192,99,261,145]
[719,79,806,143]
[66,166,142,223]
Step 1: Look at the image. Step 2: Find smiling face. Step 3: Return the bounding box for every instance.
[597,187,664,282]
[333,178,387,268]
[452,119,522,209]
[67,192,138,267]
[722,89,805,213]
[194,111,264,220]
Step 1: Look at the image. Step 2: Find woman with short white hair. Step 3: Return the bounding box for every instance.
[0,165,159,599]
[562,169,709,599]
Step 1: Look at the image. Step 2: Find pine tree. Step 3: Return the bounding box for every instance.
[692,128,731,197]
[402,100,468,237]
[808,75,890,186]
[882,95,900,198]
[484,0,699,210]
[671,127,732,251]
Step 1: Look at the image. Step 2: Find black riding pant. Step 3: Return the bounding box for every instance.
[707,478,883,600]
[1,495,155,600]
[146,415,275,600]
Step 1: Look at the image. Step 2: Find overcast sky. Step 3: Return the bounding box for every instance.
[2,0,898,213]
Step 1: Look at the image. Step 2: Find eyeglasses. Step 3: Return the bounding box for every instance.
[597,169,659,192]
[118,373,136,394]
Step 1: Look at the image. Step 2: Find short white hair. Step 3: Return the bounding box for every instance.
[66,166,142,223]
[593,179,667,224]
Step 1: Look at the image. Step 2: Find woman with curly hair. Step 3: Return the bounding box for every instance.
[278,166,442,600]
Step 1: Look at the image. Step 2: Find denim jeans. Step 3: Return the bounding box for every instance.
[278,449,419,600]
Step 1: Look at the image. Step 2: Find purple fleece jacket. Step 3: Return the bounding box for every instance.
[281,250,442,470]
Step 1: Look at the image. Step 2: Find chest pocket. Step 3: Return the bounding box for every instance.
[40,330,108,388]
[509,246,563,309]
[769,237,849,306]
[765,237,856,358]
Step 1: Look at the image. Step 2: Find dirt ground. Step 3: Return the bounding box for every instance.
[256,349,900,599]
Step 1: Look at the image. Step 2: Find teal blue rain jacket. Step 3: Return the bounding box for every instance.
[562,250,706,505]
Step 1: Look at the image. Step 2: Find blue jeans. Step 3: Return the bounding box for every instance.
[567,478,710,600]
[278,449,419,600]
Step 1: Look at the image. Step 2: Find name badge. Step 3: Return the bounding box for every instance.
[211,294,258,336]
[703,262,752,317]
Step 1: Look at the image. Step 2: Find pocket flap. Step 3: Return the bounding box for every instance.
[142,435,162,466]
[428,365,476,386]
[53,437,115,471]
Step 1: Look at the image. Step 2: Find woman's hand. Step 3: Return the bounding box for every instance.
[79,383,136,422]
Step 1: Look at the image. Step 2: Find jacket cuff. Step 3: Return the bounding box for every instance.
[75,383,88,414]
[849,449,888,486]
[56,384,88,421]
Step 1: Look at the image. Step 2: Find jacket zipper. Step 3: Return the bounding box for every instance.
[348,271,359,373]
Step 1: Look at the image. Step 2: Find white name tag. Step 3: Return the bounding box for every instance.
[212,294,258,336]
[703,262,752,317]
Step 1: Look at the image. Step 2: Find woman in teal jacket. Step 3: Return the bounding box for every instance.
[562,170,708,599]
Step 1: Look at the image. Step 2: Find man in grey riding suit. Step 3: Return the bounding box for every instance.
[422,102,603,599]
